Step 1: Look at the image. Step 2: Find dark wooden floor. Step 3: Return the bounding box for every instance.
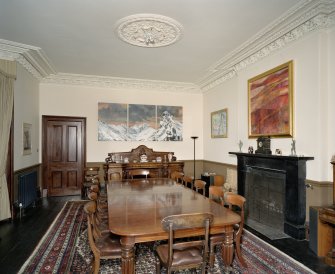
[0,196,334,274]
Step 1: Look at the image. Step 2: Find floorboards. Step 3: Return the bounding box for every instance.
[0,196,334,274]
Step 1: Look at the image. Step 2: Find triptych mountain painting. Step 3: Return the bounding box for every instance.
[98,103,183,141]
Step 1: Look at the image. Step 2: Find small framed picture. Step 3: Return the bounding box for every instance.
[211,108,228,138]
[23,123,32,155]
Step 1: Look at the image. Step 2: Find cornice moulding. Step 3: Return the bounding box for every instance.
[42,73,201,94]
[0,39,56,79]
[199,0,335,91]
[0,0,334,93]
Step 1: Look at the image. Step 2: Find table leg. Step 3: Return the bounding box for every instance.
[120,236,135,274]
[221,227,234,266]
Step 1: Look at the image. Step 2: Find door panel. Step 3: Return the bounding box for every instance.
[43,116,86,196]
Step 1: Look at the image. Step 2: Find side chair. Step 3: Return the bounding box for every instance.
[213,175,225,187]
[209,192,247,269]
[182,175,194,189]
[84,201,122,274]
[82,166,100,199]
[208,186,224,205]
[194,179,206,196]
[155,212,214,274]
[170,171,184,184]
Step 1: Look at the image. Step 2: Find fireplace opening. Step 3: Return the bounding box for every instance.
[245,165,288,239]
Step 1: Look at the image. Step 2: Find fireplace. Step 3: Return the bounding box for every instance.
[245,166,285,231]
[229,152,314,240]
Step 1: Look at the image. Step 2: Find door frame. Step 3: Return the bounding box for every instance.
[42,115,86,195]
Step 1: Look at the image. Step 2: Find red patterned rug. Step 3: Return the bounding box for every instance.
[19,201,316,274]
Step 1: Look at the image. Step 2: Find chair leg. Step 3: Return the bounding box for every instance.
[209,243,215,269]
[155,257,161,274]
[93,257,100,274]
[235,235,247,267]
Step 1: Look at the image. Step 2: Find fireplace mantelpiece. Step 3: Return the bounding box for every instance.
[229,152,314,239]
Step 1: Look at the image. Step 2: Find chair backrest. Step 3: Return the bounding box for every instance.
[90,184,100,193]
[209,186,224,205]
[182,175,194,188]
[224,192,246,223]
[161,213,214,268]
[194,179,206,195]
[213,175,225,186]
[84,167,100,184]
[223,192,246,244]
[129,169,150,179]
[170,171,184,183]
[84,201,101,240]
[85,166,100,174]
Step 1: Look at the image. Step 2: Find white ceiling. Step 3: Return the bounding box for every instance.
[0,0,333,92]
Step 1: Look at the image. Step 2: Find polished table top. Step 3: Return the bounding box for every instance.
[107,178,241,238]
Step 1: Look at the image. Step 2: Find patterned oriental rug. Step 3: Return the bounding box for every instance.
[19,201,316,274]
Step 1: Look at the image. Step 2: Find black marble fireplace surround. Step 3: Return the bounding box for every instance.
[229,152,314,240]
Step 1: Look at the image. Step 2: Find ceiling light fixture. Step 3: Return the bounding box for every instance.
[115,14,183,48]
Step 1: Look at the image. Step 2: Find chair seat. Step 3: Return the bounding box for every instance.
[95,234,122,257]
[156,244,203,267]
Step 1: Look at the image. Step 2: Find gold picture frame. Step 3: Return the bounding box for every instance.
[248,60,294,138]
[211,108,228,138]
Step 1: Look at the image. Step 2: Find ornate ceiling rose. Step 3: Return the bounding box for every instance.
[115,14,183,48]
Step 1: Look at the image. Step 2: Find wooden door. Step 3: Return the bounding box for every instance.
[42,116,86,196]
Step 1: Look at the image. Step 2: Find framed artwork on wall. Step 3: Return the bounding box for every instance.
[248,60,294,138]
[23,123,32,155]
[211,108,228,138]
[98,102,183,141]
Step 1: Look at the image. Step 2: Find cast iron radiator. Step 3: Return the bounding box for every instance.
[18,170,37,208]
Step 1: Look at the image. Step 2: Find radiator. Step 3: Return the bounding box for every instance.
[18,170,37,208]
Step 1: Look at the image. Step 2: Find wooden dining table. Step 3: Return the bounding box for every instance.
[107,178,241,274]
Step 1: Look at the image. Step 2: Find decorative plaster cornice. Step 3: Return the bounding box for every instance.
[115,14,183,48]
[0,39,56,79]
[42,73,201,93]
[0,0,334,93]
[198,0,335,91]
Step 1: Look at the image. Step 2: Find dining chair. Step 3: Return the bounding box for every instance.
[84,201,122,274]
[155,212,214,274]
[88,189,108,225]
[209,192,247,269]
[128,169,150,179]
[170,171,184,184]
[208,186,224,205]
[213,175,225,186]
[90,184,107,203]
[182,175,194,189]
[82,166,100,198]
[194,179,206,196]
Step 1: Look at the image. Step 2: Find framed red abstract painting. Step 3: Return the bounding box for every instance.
[248,61,294,138]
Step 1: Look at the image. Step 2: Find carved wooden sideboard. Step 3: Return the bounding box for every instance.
[103,145,184,181]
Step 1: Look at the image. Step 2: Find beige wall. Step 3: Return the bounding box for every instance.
[39,84,204,162]
[13,64,40,171]
[203,28,335,183]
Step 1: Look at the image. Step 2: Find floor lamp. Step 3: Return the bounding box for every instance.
[191,136,198,181]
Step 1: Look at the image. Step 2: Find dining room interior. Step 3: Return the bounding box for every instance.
[1,0,335,273]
